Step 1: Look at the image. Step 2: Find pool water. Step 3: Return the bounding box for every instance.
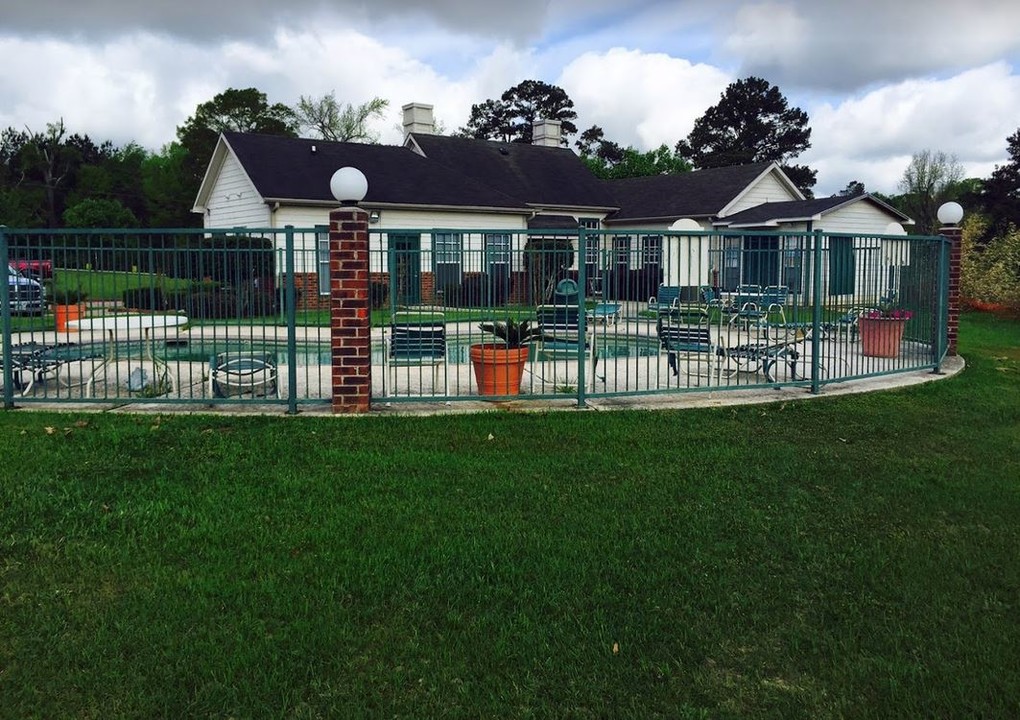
[154,334,661,366]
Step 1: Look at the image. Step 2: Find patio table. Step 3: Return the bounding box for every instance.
[67,314,189,396]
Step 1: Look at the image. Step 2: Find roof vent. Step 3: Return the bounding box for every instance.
[311,145,317,154]
[499,146,510,155]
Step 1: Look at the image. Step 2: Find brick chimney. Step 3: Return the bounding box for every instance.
[402,102,435,137]
[532,119,562,147]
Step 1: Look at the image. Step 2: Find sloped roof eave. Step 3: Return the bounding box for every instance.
[192,135,264,213]
[715,215,819,228]
[604,213,715,225]
[261,197,533,215]
[717,162,805,217]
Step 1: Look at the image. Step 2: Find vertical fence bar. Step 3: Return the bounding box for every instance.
[576,227,587,408]
[810,229,823,394]
[1,227,14,409]
[285,226,299,413]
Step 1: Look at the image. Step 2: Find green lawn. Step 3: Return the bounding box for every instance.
[1,312,1018,718]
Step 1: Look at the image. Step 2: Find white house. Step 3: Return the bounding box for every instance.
[192,102,913,306]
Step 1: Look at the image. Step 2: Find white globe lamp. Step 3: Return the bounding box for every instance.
[330,167,368,205]
[936,201,964,227]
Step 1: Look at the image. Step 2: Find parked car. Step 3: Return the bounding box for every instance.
[9,258,53,280]
[6,264,46,314]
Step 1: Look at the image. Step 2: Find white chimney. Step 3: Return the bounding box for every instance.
[402,102,435,137]
[532,119,562,147]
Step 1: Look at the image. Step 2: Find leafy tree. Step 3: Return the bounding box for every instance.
[980,128,1020,241]
[19,120,82,227]
[576,126,689,179]
[460,80,578,144]
[295,94,389,143]
[585,145,691,180]
[897,149,965,234]
[142,142,199,227]
[839,180,866,197]
[177,87,298,185]
[676,76,816,195]
[62,197,138,227]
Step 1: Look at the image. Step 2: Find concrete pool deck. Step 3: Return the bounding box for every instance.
[5,309,966,416]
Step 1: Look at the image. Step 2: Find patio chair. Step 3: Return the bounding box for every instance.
[386,311,448,395]
[657,306,728,384]
[1,341,104,396]
[209,352,280,399]
[536,286,599,390]
[699,285,728,310]
[647,284,681,315]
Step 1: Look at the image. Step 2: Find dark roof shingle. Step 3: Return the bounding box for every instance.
[715,194,911,227]
[410,134,617,209]
[223,132,525,209]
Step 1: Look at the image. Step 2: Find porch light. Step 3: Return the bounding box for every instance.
[330,166,368,205]
[937,201,964,226]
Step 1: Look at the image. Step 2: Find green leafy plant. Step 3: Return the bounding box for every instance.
[48,285,87,305]
[477,317,546,348]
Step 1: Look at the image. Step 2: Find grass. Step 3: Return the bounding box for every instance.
[53,268,192,302]
[1,312,1018,718]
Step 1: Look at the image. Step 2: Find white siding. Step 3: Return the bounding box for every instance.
[815,202,901,235]
[270,205,530,275]
[817,201,910,304]
[725,172,800,215]
[203,154,270,229]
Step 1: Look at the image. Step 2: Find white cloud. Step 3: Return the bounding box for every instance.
[725,0,1020,90]
[803,62,1020,194]
[558,47,731,149]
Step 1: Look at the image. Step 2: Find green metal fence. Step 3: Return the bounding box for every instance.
[371,227,950,404]
[2,226,329,411]
[3,225,949,411]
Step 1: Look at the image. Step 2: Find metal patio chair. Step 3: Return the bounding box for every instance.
[386,311,448,396]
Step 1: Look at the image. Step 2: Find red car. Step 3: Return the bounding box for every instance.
[9,259,53,280]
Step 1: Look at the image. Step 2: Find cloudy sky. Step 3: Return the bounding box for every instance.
[2,0,1019,196]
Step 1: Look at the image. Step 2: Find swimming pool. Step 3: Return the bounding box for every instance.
[153,333,662,366]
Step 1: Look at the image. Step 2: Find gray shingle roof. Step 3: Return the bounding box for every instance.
[223,132,526,209]
[715,194,911,227]
[410,133,617,209]
[603,162,776,223]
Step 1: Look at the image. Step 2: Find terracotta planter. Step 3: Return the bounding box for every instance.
[470,344,529,396]
[859,316,907,358]
[54,303,86,332]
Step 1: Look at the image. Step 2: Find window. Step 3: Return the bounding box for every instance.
[828,236,856,296]
[584,237,601,271]
[642,235,662,266]
[578,218,600,230]
[316,224,329,295]
[485,233,510,265]
[782,237,803,293]
[613,236,631,268]
[434,232,462,291]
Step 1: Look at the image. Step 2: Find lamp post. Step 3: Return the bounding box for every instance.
[936,202,964,358]
[330,167,368,206]
[937,201,964,227]
[328,166,372,413]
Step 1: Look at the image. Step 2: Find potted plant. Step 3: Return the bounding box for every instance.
[471,317,545,396]
[859,303,913,358]
[50,286,88,332]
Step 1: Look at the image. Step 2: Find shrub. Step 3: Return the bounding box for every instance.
[961,216,1020,310]
[370,281,389,310]
[122,287,167,311]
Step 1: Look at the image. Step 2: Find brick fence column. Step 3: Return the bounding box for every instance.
[941,222,962,357]
[329,206,371,413]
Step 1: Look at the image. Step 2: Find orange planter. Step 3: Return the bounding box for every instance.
[470,344,529,396]
[54,303,86,332]
[859,317,906,358]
